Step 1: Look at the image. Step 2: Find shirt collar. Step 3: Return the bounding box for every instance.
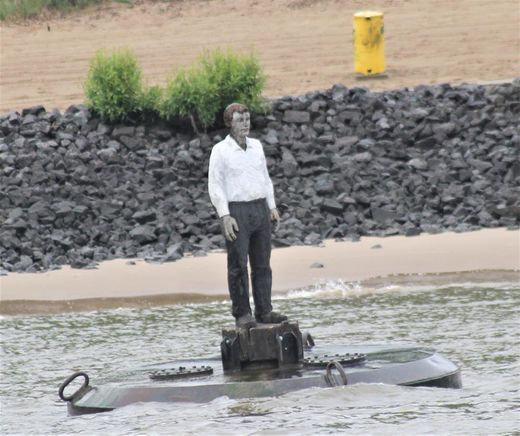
[227,134,250,151]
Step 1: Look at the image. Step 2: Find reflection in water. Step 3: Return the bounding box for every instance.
[1,279,519,435]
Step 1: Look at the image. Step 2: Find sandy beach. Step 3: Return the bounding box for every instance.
[1,228,518,314]
[1,0,518,112]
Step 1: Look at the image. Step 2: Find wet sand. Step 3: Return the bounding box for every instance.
[1,228,518,314]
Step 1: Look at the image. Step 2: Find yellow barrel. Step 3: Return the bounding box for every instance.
[353,11,385,75]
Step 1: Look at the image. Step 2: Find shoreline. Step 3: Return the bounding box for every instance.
[1,228,518,315]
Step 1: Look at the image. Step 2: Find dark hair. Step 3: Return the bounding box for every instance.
[223,103,249,127]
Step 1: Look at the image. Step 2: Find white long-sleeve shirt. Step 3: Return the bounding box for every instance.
[208,135,276,217]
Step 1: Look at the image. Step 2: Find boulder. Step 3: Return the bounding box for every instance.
[130,226,157,244]
[283,110,310,124]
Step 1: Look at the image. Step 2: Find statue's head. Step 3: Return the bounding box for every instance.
[223,103,249,128]
[224,103,250,141]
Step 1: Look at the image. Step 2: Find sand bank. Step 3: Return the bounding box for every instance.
[0,228,518,314]
[1,0,519,112]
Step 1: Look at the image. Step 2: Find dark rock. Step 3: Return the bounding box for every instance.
[7,208,24,221]
[164,242,184,262]
[130,226,157,244]
[331,83,348,101]
[272,238,292,248]
[467,158,493,172]
[49,232,74,248]
[492,204,520,218]
[309,262,324,268]
[120,135,142,150]
[415,136,437,149]
[321,199,344,215]
[304,232,322,245]
[281,147,298,177]
[1,80,516,272]
[336,136,359,149]
[337,194,356,206]
[78,246,95,259]
[408,158,428,170]
[283,110,310,124]
[132,210,157,224]
[15,255,33,271]
[358,138,375,149]
[53,201,75,217]
[352,152,372,162]
[8,219,28,231]
[405,227,422,237]
[112,126,136,138]
[71,257,90,269]
[149,127,172,140]
[371,206,396,224]
[264,129,279,145]
[97,148,118,163]
[315,178,335,195]
[21,105,45,116]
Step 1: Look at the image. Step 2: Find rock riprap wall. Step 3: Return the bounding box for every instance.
[1,81,519,273]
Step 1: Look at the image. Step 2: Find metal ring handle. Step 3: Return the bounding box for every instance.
[325,361,348,387]
[58,372,89,402]
[302,332,315,349]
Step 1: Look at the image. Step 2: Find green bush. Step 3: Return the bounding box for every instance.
[139,85,163,121]
[162,49,267,131]
[84,49,143,123]
[162,66,220,131]
[201,49,267,114]
[82,47,267,128]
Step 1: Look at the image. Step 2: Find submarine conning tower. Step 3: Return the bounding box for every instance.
[220,321,304,372]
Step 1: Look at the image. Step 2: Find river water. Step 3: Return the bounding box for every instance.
[1,276,519,435]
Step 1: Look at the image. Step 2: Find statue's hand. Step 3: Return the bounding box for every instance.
[221,215,239,241]
[270,208,280,231]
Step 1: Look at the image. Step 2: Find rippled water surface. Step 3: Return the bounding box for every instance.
[1,279,519,435]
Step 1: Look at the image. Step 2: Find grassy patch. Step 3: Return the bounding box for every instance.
[0,0,106,21]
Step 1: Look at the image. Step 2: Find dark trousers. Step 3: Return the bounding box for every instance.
[226,199,273,319]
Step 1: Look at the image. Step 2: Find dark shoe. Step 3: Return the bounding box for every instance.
[256,311,288,324]
[236,313,257,328]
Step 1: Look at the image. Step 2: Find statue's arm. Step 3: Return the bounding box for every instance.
[259,142,280,230]
[208,147,229,218]
[259,144,276,211]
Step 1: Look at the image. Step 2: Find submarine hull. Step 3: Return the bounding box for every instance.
[62,344,462,415]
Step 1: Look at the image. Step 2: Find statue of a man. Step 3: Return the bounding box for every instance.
[208,103,288,328]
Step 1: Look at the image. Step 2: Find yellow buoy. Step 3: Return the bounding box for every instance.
[353,11,385,75]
